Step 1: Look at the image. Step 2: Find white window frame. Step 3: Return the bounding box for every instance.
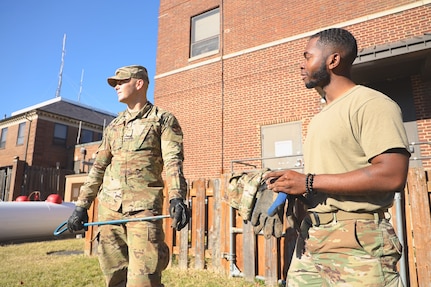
[53,123,68,146]
[0,127,8,149]
[190,7,220,58]
[16,122,26,146]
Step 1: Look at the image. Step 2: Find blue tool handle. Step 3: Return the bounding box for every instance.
[53,215,170,236]
[267,192,288,216]
[53,221,69,236]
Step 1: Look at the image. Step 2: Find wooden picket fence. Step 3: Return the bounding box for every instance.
[85,168,431,286]
[2,157,74,202]
[397,168,431,287]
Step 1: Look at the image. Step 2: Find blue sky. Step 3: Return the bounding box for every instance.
[0,1,160,117]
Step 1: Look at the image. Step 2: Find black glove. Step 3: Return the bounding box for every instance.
[67,206,89,233]
[169,198,190,231]
[250,186,285,239]
[267,192,289,216]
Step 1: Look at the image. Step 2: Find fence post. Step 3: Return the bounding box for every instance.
[264,238,279,286]
[8,156,25,201]
[163,186,174,266]
[242,222,256,281]
[208,179,222,272]
[84,198,98,256]
[193,179,206,269]
[178,221,189,269]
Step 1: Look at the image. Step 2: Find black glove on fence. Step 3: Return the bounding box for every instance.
[250,186,285,239]
[169,198,190,231]
[67,206,89,233]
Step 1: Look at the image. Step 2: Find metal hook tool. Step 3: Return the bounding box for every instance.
[53,215,170,236]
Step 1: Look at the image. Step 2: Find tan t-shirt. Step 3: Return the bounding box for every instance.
[304,85,409,213]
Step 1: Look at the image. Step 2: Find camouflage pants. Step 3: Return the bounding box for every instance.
[97,204,170,287]
[287,219,403,287]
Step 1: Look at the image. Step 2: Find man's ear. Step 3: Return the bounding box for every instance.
[327,52,341,70]
[136,79,146,90]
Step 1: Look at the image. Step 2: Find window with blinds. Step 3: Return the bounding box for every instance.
[190,7,220,58]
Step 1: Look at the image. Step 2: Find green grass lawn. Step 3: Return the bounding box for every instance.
[0,238,266,287]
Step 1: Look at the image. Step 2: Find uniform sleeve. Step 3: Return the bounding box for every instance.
[75,132,113,209]
[161,113,187,201]
[356,97,409,162]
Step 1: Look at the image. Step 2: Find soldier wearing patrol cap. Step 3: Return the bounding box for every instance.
[67,65,189,287]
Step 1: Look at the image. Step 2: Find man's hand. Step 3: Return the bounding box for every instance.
[67,206,89,233]
[264,170,307,195]
[169,198,190,231]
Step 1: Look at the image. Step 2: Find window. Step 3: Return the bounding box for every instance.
[81,129,93,144]
[16,122,26,145]
[95,132,102,141]
[53,123,68,145]
[0,128,7,149]
[190,7,220,58]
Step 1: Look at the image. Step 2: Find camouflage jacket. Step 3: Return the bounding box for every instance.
[76,102,187,213]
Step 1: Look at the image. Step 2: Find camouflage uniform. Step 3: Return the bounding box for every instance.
[76,101,186,287]
[289,217,403,287]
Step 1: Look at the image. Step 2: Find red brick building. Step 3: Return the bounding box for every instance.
[154,0,431,180]
[0,97,115,200]
[0,97,115,169]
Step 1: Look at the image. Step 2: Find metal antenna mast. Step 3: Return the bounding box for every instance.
[78,69,84,101]
[55,34,66,98]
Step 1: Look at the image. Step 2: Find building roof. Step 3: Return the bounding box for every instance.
[352,33,431,83]
[10,97,117,126]
[355,33,431,64]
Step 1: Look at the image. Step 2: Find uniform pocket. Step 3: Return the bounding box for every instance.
[355,219,402,260]
[144,223,169,273]
[380,220,402,259]
[306,221,362,254]
[111,137,123,151]
[134,123,160,151]
[355,220,383,258]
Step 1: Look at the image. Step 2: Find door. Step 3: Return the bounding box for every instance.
[261,121,303,171]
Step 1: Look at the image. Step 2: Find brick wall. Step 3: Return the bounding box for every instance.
[0,121,27,166]
[157,0,221,74]
[155,1,431,179]
[413,76,431,168]
[30,118,77,169]
[155,62,224,178]
[0,116,99,170]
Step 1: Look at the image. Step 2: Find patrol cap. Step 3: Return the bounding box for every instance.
[107,65,149,87]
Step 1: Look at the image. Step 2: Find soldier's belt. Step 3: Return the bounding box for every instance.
[308,210,386,227]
